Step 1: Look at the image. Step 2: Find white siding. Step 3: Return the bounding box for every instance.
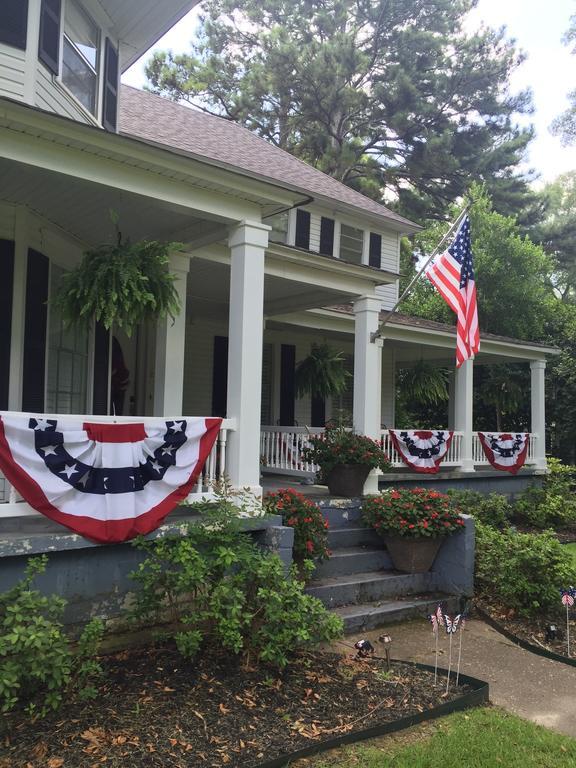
[0,44,26,100]
[309,212,321,252]
[35,66,98,125]
[375,229,400,310]
[182,317,226,416]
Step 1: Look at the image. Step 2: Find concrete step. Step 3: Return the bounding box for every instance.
[327,526,382,549]
[313,546,392,578]
[319,503,364,528]
[335,594,459,634]
[306,570,435,608]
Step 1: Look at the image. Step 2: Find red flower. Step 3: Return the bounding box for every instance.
[306,540,314,552]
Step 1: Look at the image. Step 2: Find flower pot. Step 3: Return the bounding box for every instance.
[383,535,443,574]
[326,464,371,497]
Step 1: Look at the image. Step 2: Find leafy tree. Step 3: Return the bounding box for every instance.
[551,11,576,145]
[145,0,535,220]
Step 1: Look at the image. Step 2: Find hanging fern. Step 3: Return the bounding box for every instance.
[400,361,450,406]
[55,237,182,336]
[295,343,350,399]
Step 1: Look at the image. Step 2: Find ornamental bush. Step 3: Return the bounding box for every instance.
[0,555,104,715]
[475,521,576,617]
[513,457,576,529]
[301,423,390,478]
[447,489,512,530]
[130,490,342,668]
[362,487,465,538]
[264,488,330,565]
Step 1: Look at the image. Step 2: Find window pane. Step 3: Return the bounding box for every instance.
[267,212,288,244]
[65,0,98,68]
[63,37,97,113]
[340,224,364,265]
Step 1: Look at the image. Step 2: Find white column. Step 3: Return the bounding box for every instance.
[226,220,270,494]
[153,252,190,416]
[454,358,475,472]
[530,359,547,471]
[8,208,28,410]
[447,372,456,430]
[353,296,383,494]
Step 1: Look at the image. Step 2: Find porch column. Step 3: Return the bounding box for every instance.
[454,358,474,472]
[530,360,547,471]
[8,209,28,410]
[226,220,270,494]
[353,295,383,494]
[153,253,190,416]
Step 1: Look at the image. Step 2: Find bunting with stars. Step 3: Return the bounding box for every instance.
[0,414,222,543]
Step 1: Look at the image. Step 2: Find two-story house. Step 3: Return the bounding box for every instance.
[0,0,556,523]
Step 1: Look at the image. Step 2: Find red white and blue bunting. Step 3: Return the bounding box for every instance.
[0,414,222,543]
[477,432,528,474]
[389,430,454,474]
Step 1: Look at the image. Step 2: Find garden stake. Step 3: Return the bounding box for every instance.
[428,614,439,686]
[444,613,461,694]
[455,616,466,687]
[560,589,574,656]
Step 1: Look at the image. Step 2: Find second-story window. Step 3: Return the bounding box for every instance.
[340,224,364,265]
[62,0,99,115]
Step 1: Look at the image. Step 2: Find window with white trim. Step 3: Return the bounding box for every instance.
[340,224,364,265]
[62,0,100,116]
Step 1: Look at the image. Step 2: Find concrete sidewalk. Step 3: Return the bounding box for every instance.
[347,617,576,738]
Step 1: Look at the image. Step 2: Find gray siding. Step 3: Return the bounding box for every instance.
[0,44,26,100]
[35,66,98,125]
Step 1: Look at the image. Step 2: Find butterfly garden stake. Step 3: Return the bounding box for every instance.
[455,614,467,687]
[560,588,575,656]
[428,613,440,686]
[444,613,462,694]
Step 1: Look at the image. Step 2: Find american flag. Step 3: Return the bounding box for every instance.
[425,215,479,367]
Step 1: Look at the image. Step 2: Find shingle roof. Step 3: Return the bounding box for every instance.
[118,86,419,232]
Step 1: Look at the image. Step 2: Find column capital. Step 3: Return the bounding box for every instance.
[353,295,382,315]
[228,220,271,249]
[530,359,546,372]
[169,252,191,274]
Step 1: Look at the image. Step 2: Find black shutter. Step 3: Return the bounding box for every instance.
[369,232,382,268]
[38,0,61,75]
[319,217,335,256]
[0,241,15,410]
[92,322,110,415]
[279,344,296,426]
[103,38,119,132]
[295,209,311,250]
[212,336,228,418]
[22,249,49,413]
[0,0,29,50]
[311,396,325,428]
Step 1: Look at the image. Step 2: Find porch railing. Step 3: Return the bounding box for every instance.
[0,413,235,517]
[260,426,537,476]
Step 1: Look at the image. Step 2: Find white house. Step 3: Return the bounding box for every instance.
[0,0,556,522]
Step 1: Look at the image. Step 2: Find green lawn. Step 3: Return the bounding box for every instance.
[564,542,576,567]
[302,707,576,768]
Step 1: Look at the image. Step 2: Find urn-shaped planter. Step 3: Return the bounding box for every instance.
[383,535,443,574]
[325,464,371,497]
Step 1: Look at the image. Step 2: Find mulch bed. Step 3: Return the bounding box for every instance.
[0,646,475,768]
[512,522,576,544]
[475,598,575,660]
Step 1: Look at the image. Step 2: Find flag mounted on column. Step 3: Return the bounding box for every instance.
[425,215,479,367]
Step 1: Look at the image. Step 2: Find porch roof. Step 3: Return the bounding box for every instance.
[119,86,421,235]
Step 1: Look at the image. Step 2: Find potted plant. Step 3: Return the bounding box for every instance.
[295,343,350,401]
[302,424,390,496]
[362,487,465,573]
[264,488,330,580]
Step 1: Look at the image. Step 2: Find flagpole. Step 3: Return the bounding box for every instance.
[371,205,471,343]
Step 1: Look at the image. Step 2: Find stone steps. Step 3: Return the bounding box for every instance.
[306,570,434,608]
[327,526,382,549]
[314,545,392,578]
[334,594,459,633]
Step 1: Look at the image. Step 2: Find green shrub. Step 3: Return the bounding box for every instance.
[0,556,104,715]
[513,457,576,529]
[447,489,512,529]
[130,491,342,668]
[475,522,576,617]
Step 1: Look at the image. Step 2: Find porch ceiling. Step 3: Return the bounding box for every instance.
[186,258,362,322]
[0,156,228,248]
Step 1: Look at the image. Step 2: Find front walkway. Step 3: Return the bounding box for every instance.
[347,618,576,738]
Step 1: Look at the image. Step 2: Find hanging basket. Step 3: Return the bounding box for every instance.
[383,535,443,574]
[325,464,371,497]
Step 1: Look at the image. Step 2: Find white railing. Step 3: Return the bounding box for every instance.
[260,426,538,476]
[0,413,235,517]
[380,429,464,468]
[472,432,536,466]
[260,426,324,476]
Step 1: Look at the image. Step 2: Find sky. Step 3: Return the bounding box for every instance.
[122,0,576,186]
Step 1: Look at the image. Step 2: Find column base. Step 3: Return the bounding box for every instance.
[459,460,476,473]
[362,470,380,495]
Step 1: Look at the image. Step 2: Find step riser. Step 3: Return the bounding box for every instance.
[328,528,382,548]
[341,596,460,634]
[307,572,433,608]
[314,549,392,578]
[322,507,364,528]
